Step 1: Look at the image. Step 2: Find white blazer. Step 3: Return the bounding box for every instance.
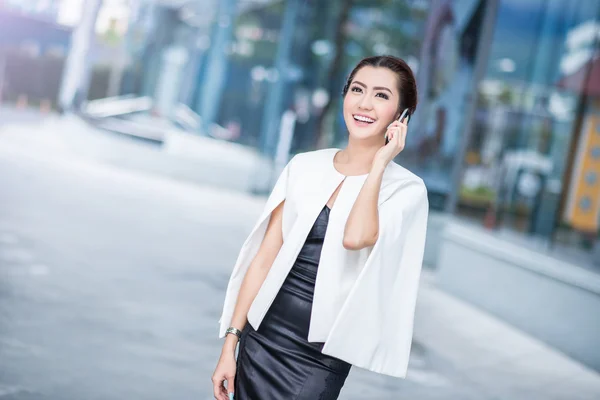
[218,148,428,378]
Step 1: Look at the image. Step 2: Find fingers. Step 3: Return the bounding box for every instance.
[397,122,407,150]
[212,374,235,400]
[226,374,235,399]
[387,117,408,129]
[385,120,407,150]
[212,376,228,400]
[213,351,237,399]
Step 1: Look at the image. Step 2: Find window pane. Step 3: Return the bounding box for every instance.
[456,0,600,269]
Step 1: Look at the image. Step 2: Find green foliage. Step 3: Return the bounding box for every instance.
[459,186,496,205]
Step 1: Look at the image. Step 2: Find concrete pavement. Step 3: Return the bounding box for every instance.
[0,110,273,194]
[0,110,599,399]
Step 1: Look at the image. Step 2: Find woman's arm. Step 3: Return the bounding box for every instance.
[213,200,286,399]
[222,200,285,354]
[342,161,385,250]
[343,116,409,250]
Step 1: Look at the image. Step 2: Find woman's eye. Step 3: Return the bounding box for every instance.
[376,93,389,100]
[351,86,362,93]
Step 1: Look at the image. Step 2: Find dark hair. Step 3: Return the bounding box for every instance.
[342,55,418,117]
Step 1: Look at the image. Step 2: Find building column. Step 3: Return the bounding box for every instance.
[58,0,103,113]
[196,0,237,135]
[445,0,500,213]
[258,0,300,158]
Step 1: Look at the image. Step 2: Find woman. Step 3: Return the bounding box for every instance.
[212,55,428,400]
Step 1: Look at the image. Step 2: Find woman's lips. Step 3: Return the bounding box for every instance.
[353,119,372,127]
[352,114,376,127]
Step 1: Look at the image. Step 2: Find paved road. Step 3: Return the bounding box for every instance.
[0,110,272,195]
[0,146,269,400]
[0,107,46,128]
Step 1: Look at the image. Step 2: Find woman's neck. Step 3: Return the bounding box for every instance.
[336,139,382,175]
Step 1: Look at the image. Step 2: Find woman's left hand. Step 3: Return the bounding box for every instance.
[373,116,408,168]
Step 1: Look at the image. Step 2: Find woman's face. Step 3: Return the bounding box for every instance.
[343,66,400,143]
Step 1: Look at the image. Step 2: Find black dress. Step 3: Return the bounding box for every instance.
[235,205,351,400]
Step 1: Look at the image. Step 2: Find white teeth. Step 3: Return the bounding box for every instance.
[353,115,375,123]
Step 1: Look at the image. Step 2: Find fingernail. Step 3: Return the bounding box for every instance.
[229,393,234,400]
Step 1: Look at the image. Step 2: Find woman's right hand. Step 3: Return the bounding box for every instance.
[212,349,236,400]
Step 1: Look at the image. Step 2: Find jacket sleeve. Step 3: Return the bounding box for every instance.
[321,179,429,377]
[218,156,295,337]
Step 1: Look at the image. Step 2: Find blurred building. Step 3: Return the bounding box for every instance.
[0,0,132,109]
[1,0,61,20]
[425,0,600,374]
[0,3,71,109]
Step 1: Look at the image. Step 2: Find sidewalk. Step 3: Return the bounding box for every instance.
[340,270,600,399]
[1,111,599,399]
[0,112,274,194]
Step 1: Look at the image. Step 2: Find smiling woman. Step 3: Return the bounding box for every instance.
[341,56,418,142]
[213,55,427,400]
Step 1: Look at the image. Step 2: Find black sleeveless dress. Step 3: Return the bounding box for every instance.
[235,205,351,400]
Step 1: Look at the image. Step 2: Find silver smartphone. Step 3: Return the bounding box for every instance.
[385,108,411,145]
[398,108,411,124]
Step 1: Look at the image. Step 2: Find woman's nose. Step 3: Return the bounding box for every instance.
[358,95,373,110]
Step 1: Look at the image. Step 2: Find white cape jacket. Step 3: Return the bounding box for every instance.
[218,148,428,378]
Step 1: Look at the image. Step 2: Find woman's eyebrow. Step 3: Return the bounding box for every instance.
[352,80,393,94]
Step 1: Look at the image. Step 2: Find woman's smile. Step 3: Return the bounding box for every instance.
[352,113,377,127]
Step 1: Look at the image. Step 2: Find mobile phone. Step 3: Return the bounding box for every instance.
[385,108,411,145]
[398,108,411,124]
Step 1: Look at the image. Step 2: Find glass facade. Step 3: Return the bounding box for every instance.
[400,0,490,209]
[120,0,600,270]
[4,0,598,270]
[453,0,600,269]
[194,0,431,152]
[125,0,431,151]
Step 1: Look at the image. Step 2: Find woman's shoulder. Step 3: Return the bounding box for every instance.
[382,162,428,208]
[385,161,426,188]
